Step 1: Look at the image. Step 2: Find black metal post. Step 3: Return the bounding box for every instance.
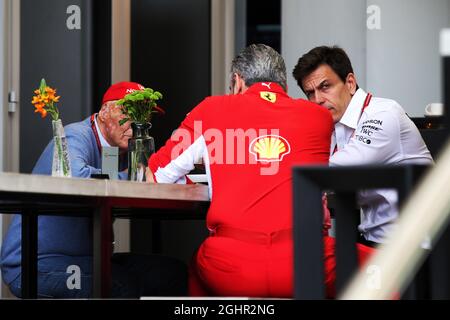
[430,223,450,299]
[293,170,325,299]
[152,219,162,254]
[293,165,430,300]
[444,55,450,138]
[21,209,38,299]
[430,42,450,299]
[334,192,358,294]
[93,201,112,298]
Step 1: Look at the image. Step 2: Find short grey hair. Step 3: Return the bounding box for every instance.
[231,44,287,91]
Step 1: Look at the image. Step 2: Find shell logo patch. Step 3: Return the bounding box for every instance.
[260,91,277,103]
[249,135,291,162]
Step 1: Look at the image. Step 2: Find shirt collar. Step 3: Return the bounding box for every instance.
[339,88,368,129]
[245,82,288,97]
[94,114,111,147]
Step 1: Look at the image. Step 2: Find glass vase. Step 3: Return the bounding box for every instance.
[52,119,72,177]
[128,122,155,182]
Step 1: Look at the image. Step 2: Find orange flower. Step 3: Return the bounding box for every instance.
[38,108,48,118]
[46,91,59,103]
[45,87,56,95]
[34,102,47,116]
[31,96,41,105]
[32,79,61,121]
[34,103,45,109]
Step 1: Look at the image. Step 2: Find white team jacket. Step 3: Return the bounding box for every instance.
[330,88,433,243]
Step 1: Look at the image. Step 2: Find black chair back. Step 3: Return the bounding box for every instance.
[292,164,430,299]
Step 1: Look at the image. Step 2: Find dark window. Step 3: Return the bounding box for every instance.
[246,0,281,53]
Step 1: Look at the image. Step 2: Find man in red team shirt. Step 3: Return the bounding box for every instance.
[146,44,373,298]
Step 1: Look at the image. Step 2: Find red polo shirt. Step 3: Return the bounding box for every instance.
[149,82,333,233]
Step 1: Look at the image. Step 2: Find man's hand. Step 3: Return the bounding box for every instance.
[145,167,155,183]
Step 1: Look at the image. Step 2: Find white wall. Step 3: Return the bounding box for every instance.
[282,0,367,99]
[282,0,450,117]
[366,0,450,116]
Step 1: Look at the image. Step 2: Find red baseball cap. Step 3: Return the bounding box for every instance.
[102,81,146,105]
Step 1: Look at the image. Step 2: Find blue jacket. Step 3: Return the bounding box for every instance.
[0,117,126,285]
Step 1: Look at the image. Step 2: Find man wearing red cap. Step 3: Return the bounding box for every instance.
[0,82,187,298]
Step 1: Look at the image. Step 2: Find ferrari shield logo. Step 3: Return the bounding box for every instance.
[260,91,277,103]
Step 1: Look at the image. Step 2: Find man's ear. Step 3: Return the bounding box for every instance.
[234,74,247,94]
[98,106,107,122]
[98,102,113,121]
[345,73,357,95]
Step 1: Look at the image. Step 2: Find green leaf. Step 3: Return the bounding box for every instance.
[39,78,47,94]
[116,87,164,123]
[119,117,130,126]
[142,91,153,99]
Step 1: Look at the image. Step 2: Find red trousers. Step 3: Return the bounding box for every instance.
[189,235,375,298]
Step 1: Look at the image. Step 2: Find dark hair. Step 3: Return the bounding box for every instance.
[231,44,287,91]
[292,46,355,92]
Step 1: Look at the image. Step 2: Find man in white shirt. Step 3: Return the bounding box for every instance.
[292,46,433,246]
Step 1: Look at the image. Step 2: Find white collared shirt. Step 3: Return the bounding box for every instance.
[94,114,111,148]
[330,88,433,243]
